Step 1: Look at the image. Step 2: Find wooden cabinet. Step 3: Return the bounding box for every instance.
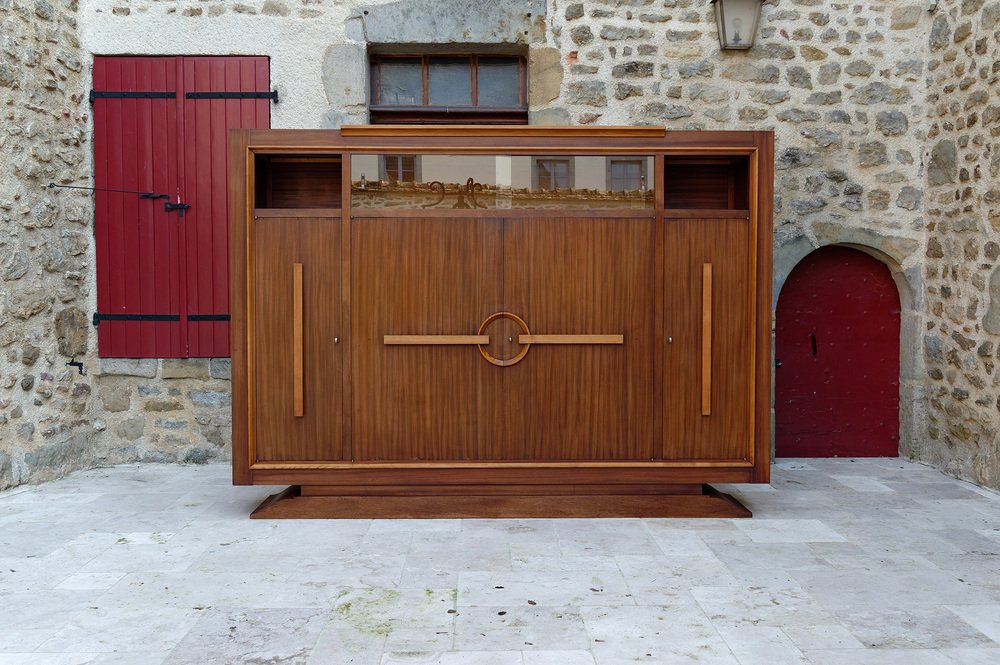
[230,127,773,518]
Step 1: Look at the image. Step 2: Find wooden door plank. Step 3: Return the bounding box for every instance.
[663,219,752,461]
[500,217,655,461]
[351,216,503,461]
[253,217,343,461]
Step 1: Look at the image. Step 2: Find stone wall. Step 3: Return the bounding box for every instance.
[0,0,95,488]
[921,0,1000,488]
[548,0,932,459]
[2,0,999,491]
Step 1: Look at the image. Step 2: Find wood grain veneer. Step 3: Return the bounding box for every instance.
[229,126,774,517]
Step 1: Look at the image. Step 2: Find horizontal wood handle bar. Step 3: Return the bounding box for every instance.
[384,335,490,345]
[519,334,624,345]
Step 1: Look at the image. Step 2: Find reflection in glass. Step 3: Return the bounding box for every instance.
[609,159,645,192]
[382,155,416,183]
[477,58,521,107]
[536,159,571,191]
[428,57,472,106]
[377,58,422,105]
[351,154,654,210]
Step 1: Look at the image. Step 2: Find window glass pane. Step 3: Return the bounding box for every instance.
[477,57,521,107]
[428,57,472,106]
[610,159,645,191]
[352,154,654,210]
[383,155,416,183]
[377,58,422,105]
[537,159,571,191]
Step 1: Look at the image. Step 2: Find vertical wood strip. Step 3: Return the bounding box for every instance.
[701,262,713,416]
[293,262,304,417]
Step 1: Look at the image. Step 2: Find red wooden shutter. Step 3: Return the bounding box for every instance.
[93,57,184,357]
[93,56,271,358]
[181,57,271,357]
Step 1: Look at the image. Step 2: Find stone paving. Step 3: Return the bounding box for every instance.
[0,458,998,664]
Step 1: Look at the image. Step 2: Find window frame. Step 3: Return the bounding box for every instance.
[369,53,528,125]
[532,156,575,191]
[607,158,648,192]
[379,154,421,183]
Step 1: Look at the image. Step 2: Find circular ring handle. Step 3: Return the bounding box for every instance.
[477,311,531,367]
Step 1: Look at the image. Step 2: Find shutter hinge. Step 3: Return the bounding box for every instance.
[185,90,278,103]
[90,90,177,104]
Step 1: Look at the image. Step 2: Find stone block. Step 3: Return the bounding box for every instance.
[688,83,728,103]
[55,306,88,356]
[928,140,958,186]
[858,142,889,167]
[23,433,87,471]
[322,43,367,109]
[642,102,692,120]
[678,60,713,79]
[115,417,145,441]
[984,3,1000,29]
[357,0,542,45]
[786,66,813,90]
[929,15,951,50]
[100,384,131,413]
[188,390,231,408]
[570,25,594,45]
[184,447,218,464]
[21,343,40,366]
[812,223,919,264]
[891,6,922,30]
[100,359,157,378]
[145,398,183,412]
[528,47,562,107]
[612,61,654,79]
[261,0,289,17]
[210,358,232,380]
[0,452,11,490]
[985,267,1000,334]
[161,359,210,380]
[896,187,922,211]
[528,107,570,125]
[566,81,605,106]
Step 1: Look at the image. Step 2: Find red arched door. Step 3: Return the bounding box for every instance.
[775,246,900,457]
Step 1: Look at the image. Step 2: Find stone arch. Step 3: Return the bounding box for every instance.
[772,232,924,458]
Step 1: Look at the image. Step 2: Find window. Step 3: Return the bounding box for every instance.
[370,54,527,124]
[381,155,417,183]
[534,158,573,191]
[608,159,647,192]
[92,56,271,358]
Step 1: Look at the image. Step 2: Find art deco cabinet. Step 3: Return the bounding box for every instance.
[229,126,773,518]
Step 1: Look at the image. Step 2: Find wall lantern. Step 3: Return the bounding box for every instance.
[711,0,764,50]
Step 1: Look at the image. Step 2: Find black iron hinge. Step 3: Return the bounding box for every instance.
[90,91,176,103]
[185,90,278,103]
[92,313,230,326]
[92,313,180,326]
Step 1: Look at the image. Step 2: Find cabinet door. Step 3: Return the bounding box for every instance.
[252,217,343,461]
[499,217,656,460]
[351,217,503,461]
[663,218,754,461]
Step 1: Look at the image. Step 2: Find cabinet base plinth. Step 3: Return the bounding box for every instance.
[249,484,751,519]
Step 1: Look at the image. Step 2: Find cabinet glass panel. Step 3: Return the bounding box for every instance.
[351,154,654,210]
